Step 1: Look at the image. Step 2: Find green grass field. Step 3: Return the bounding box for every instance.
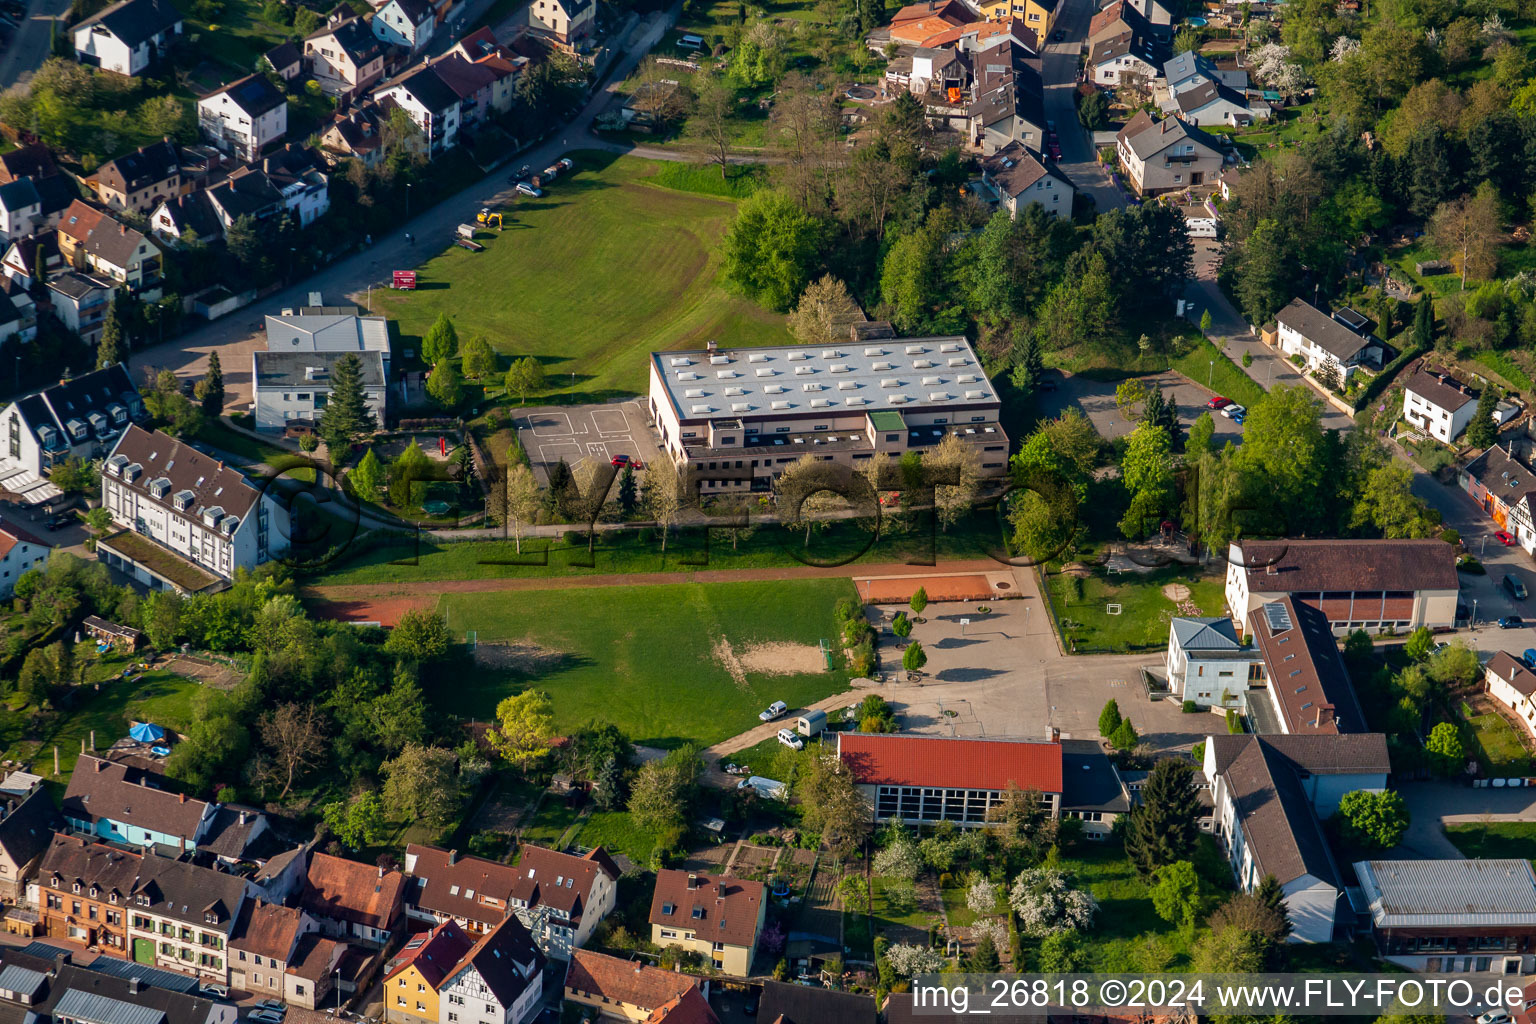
[1171,338,1266,409]
[438,578,855,748]
[369,151,788,401]
[1044,566,1226,651]
[1445,822,1536,861]
[1459,701,1533,777]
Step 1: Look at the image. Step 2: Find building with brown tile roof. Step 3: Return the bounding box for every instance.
[440,915,546,1024]
[1487,651,1536,741]
[644,987,719,1024]
[62,755,217,852]
[1225,538,1459,636]
[403,844,521,931]
[384,918,475,1024]
[756,980,875,1024]
[0,788,56,902]
[504,844,619,959]
[0,144,59,185]
[564,949,701,1021]
[35,833,141,956]
[648,870,765,977]
[302,852,405,946]
[126,856,255,983]
[229,900,316,999]
[1247,597,1366,735]
[285,932,348,1008]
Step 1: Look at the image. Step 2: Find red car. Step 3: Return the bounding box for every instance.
[1207,396,1232,410]
[1497,530,1517,546]
[610,454,632,467]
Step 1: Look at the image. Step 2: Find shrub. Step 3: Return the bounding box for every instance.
[892,611,912,638]
[1241,352,1253,367]
[1182,700,1198,714]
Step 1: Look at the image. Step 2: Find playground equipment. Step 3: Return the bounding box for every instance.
[477,207,505,229]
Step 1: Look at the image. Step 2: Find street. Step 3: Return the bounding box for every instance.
[0,0,72,91]
[1041,0,1123,212]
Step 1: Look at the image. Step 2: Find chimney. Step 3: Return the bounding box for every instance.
[1046,725,1060,743]
[96,759,106,773]
[128,977,141,995]
[447,849,458,865]
[178,792,186,803]
[378,864,385,878]
[139,776,147,787]
[55,951,70,973]
[238,810,248,825]
[91,730,95,752]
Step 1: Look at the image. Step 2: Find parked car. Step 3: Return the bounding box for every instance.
[1505,572,1528,601]
[1497,530,1517,545]
[1499,616,1525,629]
[251,1012,285,1024]
[1222,404,1245,419]
[256,1002,284,1013]
[558,157,574,171]
[44,513,72,530]
[200,984,228,998]
[1045,119,1056,132]
[759,700,788,722]
[1523,648,1536,668]
[1477,1011,1511,1024]
[610,454,632,467]
[515,182,543,198]
[1207,396,1231,410]
[1048,143,1062,160]
[777,728,804,750]
[1231,410,1245,425]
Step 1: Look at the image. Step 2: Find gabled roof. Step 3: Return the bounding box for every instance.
[431,52,499,99]
[265,40,302,70]
[756,980,876,1024]
[1222,737,1340,889]
[131,856,250,930]
[0,144,59,184]
[1275,298,1373,361]
[1248,597,1366,735]
[302,851,406,931]
[384,65,461,113]
[58,199,106,245]
[0,788,58,868]
[0,948,221,1024]
[1117,112,1223,162]
[1233,538,1460,595]
[565,949,701,1011]
[1171,616,1242,651]
[386,918,475,990]
[34,173,78,217]
[1205,733,1390,778]
[1089,27,1164,69]
[383,0,434,25]
[1354,860,1536,929]
[447,914,545,1008]
[405,843,522,928]
[981,140,1071,199]
[507,843,620,924]
[837,733,1064,792]
[1464,442,1536,510]
[199,803,275,860]
[105,425,262,520]
[62,755,211,843]
[38,833,143,897]
[230,900,306,961]
[1487,651,1536,698]
[0,177,40,213]
[155,190,222,241]
[91,140,180,195]
[207,168,285,220]
[204,73,287,119]
[74,0,181,48]
[1403,367,1476,414]
[646,987,720,1024]
[307,16,385,64]
[649,870,764,950]
[1173,78,1250,116]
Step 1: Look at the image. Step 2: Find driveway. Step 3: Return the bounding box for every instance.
[1037,368,1247,444]
[1395,780,1536,859]
[1040,0,1123,212]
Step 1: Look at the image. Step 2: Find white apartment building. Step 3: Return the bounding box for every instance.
[439,916,545,1024]
[1486,652,1536,740]
[0,521,52,598]
[1274,298,1382,383]
[99,424,291,592]
[126,856,254,983]
[1403,367,1478,445]
[252,350,385,433]
[265,309,392,377]
[0,363,142,505]
[1165,616,1257,708]
[198,74,289,163]
[72,0,183,76]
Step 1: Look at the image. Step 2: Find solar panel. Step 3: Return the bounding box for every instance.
[1263,603,1292,633]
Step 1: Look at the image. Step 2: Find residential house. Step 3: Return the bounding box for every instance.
[1403,367,1478,445]
[72,0,183,76]
[0,521,52,599]
[150,191,224,246]
[976,0,1058,37]
[86,140,185,215]
[1059,739,1130,840]
[528,0,594,45]
[0,946,238,1024]
[284,934,349,1010]
[403,844,522,934]
[502,844,620,960]
[1114,111,1224,195]
[33,834,141,954]
[1,234,63,291]
[62,755,216,852]
[198,75,289,162]
[229,901,319,1003]
[1088,30,1166,88]
[57,200,164,298]
[648,870,764,977]
[1165,616,1256,708]
[438,914,545,1024]
[1162,48,1246,96]
[265,309,392,377]
[99,425,292,590]
[125,856,253,983]
[319,104,388,167]
[375,65,462,155]
[305,18,388,101]
[46,271,115,343]
[0,179,42,241]
[1486,651,1536,741]
[200,805,281,866]
[757,981,875,1024]
[1086,0,1166,49]
[0,789,56,904]
[879,0,975,48]
[562,948,703,1022]
[0,144,59,185]
[373,0,435,50]
[301,851,406,945]
[432,52,515,132]
[1225,538,1459,635]
[1204,732,1390,943]
[1462,440,1536,552]
[261,146,331,226]
[0,363,141,492]
[252,349,385,433]
[968,50,1046,154]
[383,918,474,1024]
[265,40,303,80]
[1169,79,1268,126]
[837,732,1063,826]
[1274,298,1383,383]
[980,140,1073,219]
[1354,859,1536,973]
[206,168,287,230]
[1246,597,1368,735]
[0,287,31,348]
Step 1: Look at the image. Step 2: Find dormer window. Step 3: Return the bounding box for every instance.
[691,907,704,919]
[173,489,195,512]
[661,902,674,915]
[73,883,80,893]
[107,454,128,476]
[149,478,171,499]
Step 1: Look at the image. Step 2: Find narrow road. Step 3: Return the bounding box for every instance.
[0,0,71,91]
[1040,0,1123,212]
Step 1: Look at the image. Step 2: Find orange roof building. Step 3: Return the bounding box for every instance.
[837,732,1065,826]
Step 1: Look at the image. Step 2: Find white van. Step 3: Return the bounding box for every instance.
[677,33,704,51]
[777,728,804,750]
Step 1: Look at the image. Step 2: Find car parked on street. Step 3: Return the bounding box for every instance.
[515,182,542,197]
[1207,396,1231,410]
[1222,404,1245,419]
[1496,530,1517,545]
[1505,573,1528,601]
[1499,616,1525,629]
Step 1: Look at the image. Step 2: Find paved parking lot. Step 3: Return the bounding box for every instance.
[511,400,662,485]
[1037,369,1246,446]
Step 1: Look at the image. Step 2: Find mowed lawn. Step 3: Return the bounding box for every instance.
[370,151,789,399]
[1044,566,1227,651]
[438,578,855,747]
[1445,822,1536,861]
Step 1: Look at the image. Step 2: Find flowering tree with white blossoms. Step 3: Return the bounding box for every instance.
[1009,868,1099,936]
[884,943,947,977]
[967,878,1000,915]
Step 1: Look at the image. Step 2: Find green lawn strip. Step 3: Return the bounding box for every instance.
[939,884,977,928]
[1043,566,1225,652]
[650,162,767,199]
[1471,351,1534,392]
[369,151,787,402]
[100,531,219,591]
[437,578,856,748]
[1458,700,1532,777]
[572,808,655,865]
[870,874,933,933]
[1445,822,1536,861]
[520,794,583,849]
[1170,338,1265,407]
[306,510,1006,586]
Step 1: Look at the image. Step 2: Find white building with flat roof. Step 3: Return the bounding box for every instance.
[646,325,1008,492]
[264,310,391,378]
[252,350,385,433]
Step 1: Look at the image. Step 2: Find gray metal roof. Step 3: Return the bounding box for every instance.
[652,336,995,424]
[0,964,46,997]
[78,956,200,993]
[1171,616,1241,651]
[1354,859,1536,929]
[52,987,169,1024]
[254,349,385,389]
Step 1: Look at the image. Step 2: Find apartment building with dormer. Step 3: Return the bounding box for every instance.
[126,856,254,983]
[99,425,290,592]
[0,364,143,506]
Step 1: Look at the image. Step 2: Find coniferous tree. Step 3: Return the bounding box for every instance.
[617,465,638,517]
[1466,384,1498,449]
[318,352,376,452]
[1124,758,1202,876]
[1412,296,1435,350]
[97,291,131,368]
[197,351,225,416]
[1254,874,1293,942]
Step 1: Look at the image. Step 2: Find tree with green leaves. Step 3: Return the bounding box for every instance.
[318,352,376,452]
[322,791,385,848]
[1254,873,1293,942]
[1151,860,1202,931]
[1336,789,1410,848]
[382,744,464,828]
[1098,700,1122,738]
[504,356,545,405]
[902,640,927,673]
[487,690,555,774]
[617,465,637,517]
[1404,627,1435,661]
[1425,722,1464,777]
[1466,384,1499,449]
[426,359,462,409]
[1009,330,1045,394]
[1124,759,1202,876]
[383,608,452,661]
[1118,423,1174,539]
[722,189,824,311]
[195,351,224,417]
[461,336,497,378]
[1186,411,1216,457]
[350,448,383,501]
[1110,718,1139,751]
[910,587,927,614]
[421,314,459,365]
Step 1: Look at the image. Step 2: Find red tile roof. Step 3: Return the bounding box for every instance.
[404,844,521,929]
[837,733,1064,792]
[1234,539,1460,595]
[565,949,700,1011]
[647,988,720,1024]
[302,852,405,932]
[230,901,305,962]
[385,918,474,989]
